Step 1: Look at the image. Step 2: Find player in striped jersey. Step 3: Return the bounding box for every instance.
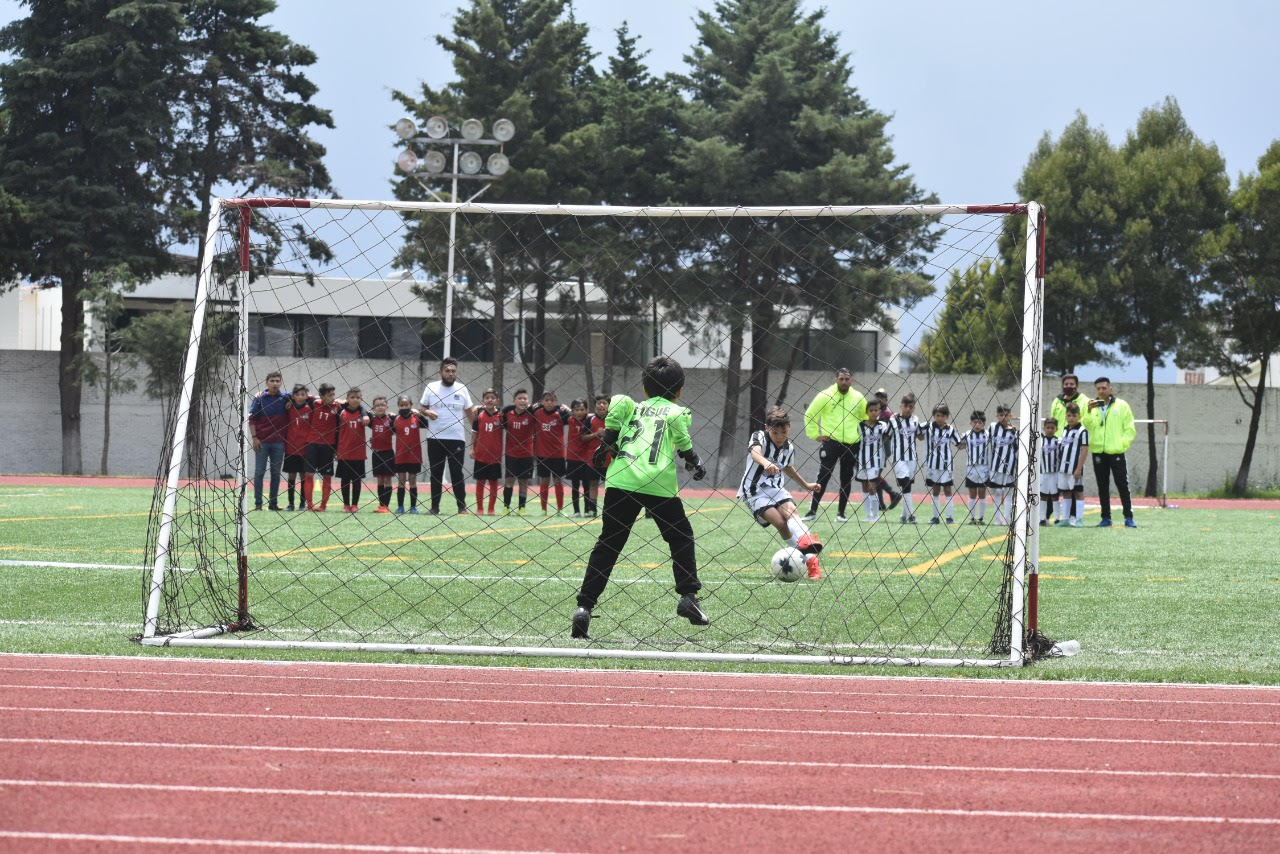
[960,410,991,525]
[925,403,961,524]
[854,399,890,522]
[988,404,1019,525]
[1056,402,1090,528]
[1039,417,1062,525]
[888,394,925,523]
[738,408,824,578]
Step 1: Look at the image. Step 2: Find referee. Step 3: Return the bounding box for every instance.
[801,367,868,522]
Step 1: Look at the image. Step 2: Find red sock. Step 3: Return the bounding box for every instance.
[321,476,332,509]
[554,481,564,510]
[487,480,498,513]
[475,481,486,514]
[302,477,314,509]
[539,480,549,510]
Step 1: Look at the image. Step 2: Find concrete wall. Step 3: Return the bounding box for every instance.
[2,348,1276,491]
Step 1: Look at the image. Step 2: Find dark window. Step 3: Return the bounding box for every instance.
[327,316,359,360]
[359,317,392,360]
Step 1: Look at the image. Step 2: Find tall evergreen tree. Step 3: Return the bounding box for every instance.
[0,0,185,473]
[1112,98,1228,495]
[677,0,935,449]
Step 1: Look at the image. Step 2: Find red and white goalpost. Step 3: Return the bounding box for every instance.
[141,198,1046,667]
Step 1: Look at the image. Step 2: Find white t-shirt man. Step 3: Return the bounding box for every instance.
[419,363,473,442]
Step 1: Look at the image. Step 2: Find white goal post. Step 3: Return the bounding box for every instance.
[141,198,1046,667]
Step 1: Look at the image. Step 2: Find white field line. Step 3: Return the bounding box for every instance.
[3,682,1275,728]
[0,831,571,854]
[6,664,1279,708]
[2,705,1278,749]
[6,736,1279,783]
[2,779,1278,826]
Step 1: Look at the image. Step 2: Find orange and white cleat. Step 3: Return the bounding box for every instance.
[806,554,822,579]
[796,533,823,555]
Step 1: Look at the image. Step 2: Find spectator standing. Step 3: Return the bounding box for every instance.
[1083,377,1138,528]
[419,358,475,515]
[248,370,289,510]
[802,368,868,522]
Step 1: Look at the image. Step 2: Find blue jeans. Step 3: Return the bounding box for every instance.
[253,441,285,507]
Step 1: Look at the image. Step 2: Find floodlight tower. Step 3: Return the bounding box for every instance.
[394,115,515,359]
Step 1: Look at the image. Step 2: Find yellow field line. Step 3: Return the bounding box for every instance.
[898,534,1008,576]
[0,511,153,524]
[828,551,918,559]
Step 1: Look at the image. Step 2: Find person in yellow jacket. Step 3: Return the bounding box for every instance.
[1082,377,1137,528]
[1049,373,1089,430]
[801,368,868,522]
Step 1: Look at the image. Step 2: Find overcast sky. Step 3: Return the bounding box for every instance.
[3,0,1278,383]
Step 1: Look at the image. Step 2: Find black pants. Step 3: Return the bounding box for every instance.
[809,439,858,515]
[1092,452,1133,521]
[577,488,700,609]
[426,438,468,511]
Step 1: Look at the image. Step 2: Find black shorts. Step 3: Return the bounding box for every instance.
[536,456,566,478]
[964,476,987,489]
[473,461,502,481]
[395,459,422,474]
[371,449,395,477]
[567,460,598,483]
[306,444,335,476]
[335,458,365,480]
[283,453,308,474]
[505,455,534,479]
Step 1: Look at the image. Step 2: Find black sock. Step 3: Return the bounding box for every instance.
[351,480,362,506]
[571,482,581,513]
[503,486,513,508]
[380,484,392,507]
[286,481,295,506]
[397,485,405,508]
[410,486,418,508]
[341,480,351,505]
[518,491,527,509]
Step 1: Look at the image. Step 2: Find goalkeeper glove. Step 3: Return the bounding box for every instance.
[679,449,706,481]
[593,429,620,471]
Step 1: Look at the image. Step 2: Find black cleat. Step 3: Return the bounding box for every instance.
[676,595,710,626]
[888,492,902,510]
[571,607,592,639]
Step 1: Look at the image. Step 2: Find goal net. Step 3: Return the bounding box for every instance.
[141,198,1045,666]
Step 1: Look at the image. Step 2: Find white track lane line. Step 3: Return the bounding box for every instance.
[5,736,1278,782]
[3,779,1278,826]
[3,705,1278,748]
[2,682,1275,728]
[5,659,1279,705]
[0,831,572,854]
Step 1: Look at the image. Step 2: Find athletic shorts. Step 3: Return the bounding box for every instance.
[473,461,502,481]
[395,459,422,474]
[924,467,953,487]
[505,455,534,480]
[1059,476,1084,493]
[283,453,308,474]
[335,458,365,480]
[567,460,599,483]
[964,476,988,489]
[371,450,396,477]
[965,465,990,487]
[1039,472,1060,494]
[536,456,567,478]
[987,471,1015,488]
[893,460,917,483]
[739,485,795,527]
[306,444,336,476]
[855,467,882,483]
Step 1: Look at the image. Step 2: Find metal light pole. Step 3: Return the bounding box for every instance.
[395,116,515,359]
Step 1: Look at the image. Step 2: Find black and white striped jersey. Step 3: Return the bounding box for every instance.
[888,414,924,463]
[1040,436,1062,475]
[1058,424,1090,474]
[738,430,794,497]
[990,422,1019,476]
[856,421,889,471]
[960,428,991,469]
[925,423,961,471]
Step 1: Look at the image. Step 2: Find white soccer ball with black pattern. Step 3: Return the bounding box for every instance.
[770,546,806,582]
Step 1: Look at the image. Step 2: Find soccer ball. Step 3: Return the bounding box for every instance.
[770,546,807,582]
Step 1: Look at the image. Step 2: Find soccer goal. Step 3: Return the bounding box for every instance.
[141,198,1046,666]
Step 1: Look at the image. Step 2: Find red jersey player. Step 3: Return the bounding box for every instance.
[393,395,435,514]
[533,391,571,515]
[368,396,396,513]
[501,389,535,514]
[282,383,315,510]
[335,388,370,512]
[566,398,606,517]
[305,383,341,511]
[470,388,504,515]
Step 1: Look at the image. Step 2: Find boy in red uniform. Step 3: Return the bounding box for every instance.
[282,384,315,511]
[368,395,396,513]
[533,391,571,516]
[305,383,340,511]
[394,395,435,514]
[566,398,605,518]
[335,388,370,512]
[501,389,535,514]
[470,388,504,515]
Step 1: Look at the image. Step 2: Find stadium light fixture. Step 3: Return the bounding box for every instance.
[486,152,510,176]
[492,118,515,142]
[395,149,418,173]
[460,118,484,141]
[459,151,483,175]
[394,118,417,140]
[423,150,447,174]
[424,115,449,139]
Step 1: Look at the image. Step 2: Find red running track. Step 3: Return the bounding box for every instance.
[0,654,1278,853]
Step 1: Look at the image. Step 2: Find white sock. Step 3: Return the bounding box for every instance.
[931,494,942,518]
[1075,498,1085,522]
[975,498,985,520]
[942,493,955,520]
[863,494,878,521]
[786,515,810,540]
[785,535,799,548]
[901,492,914,518]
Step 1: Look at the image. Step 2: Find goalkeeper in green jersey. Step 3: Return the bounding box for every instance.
[572,356,709,639]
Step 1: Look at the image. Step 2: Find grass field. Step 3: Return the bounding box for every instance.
[1,482,1277,683]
